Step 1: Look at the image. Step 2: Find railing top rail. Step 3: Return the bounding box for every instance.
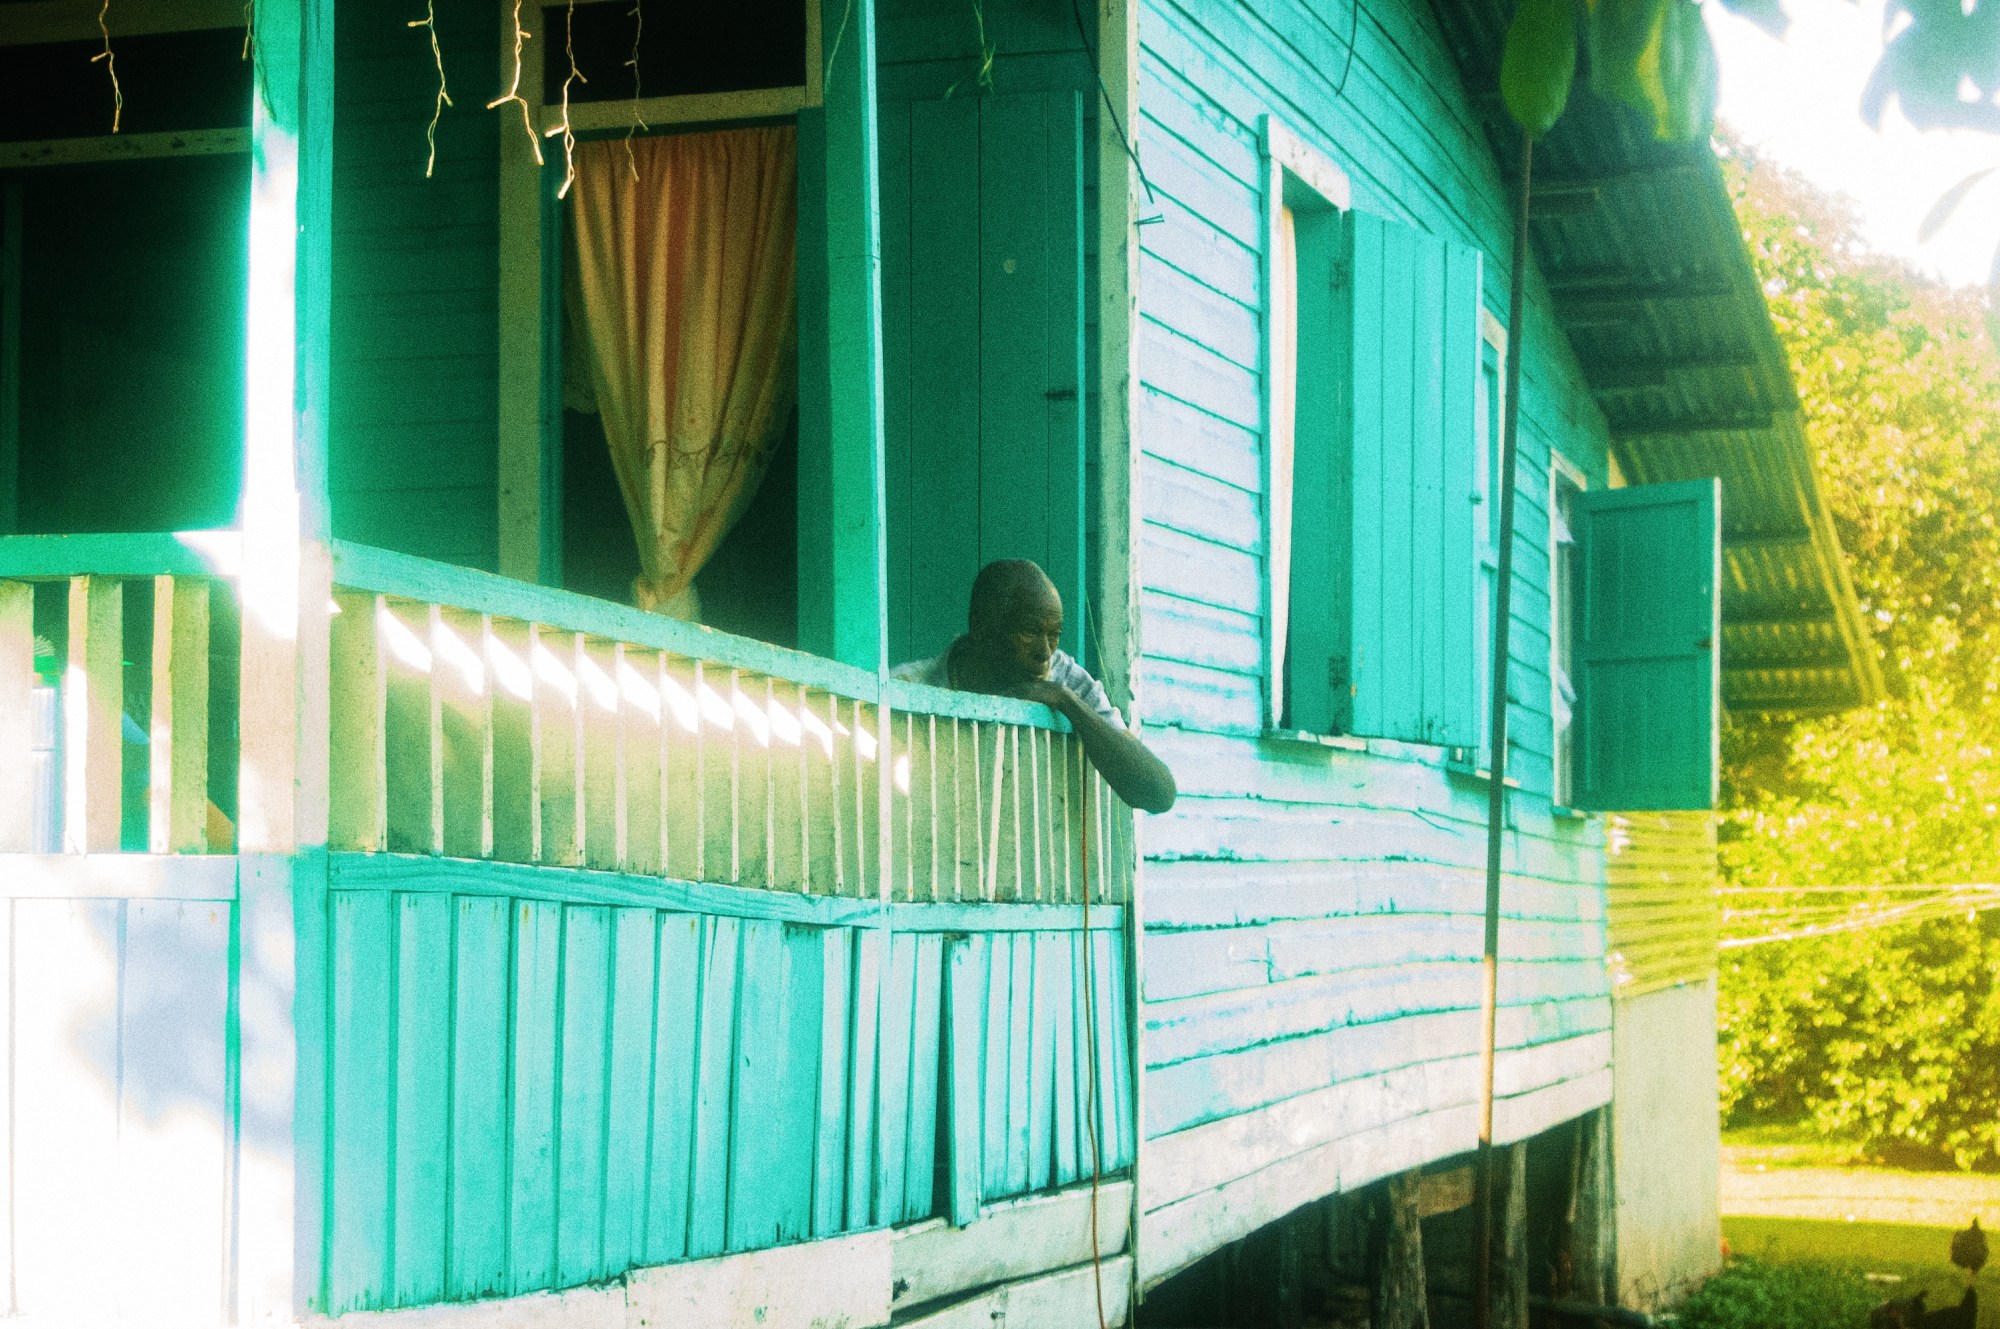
[0,531,241,581]
[333,540,1066,729]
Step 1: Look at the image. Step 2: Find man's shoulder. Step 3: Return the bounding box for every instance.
[890,648,954,688]
[1050,651,1125,729]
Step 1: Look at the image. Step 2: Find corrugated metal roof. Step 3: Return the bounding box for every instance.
[1429,0,1885,713]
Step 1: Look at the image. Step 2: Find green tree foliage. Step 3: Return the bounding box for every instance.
[1718,142,2000,1167]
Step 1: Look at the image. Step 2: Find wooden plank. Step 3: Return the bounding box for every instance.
[12,900,121,1322]
[875,930,918,1223]
[329,591,388,853]
[435,607,493,860]
[771,680,810,893]
[381,602,435,856]
[662,658,703,884]
[148,578,210,853]
[644,914,704,1265]
[63,576,122,854]
[603,907,658,1274]
[980,932,1012,1199]
[846,926,884,1228]
[621,652,666,877]
[729,920,789,1250]
[557,906,612,1285]
[690,915,740,1258]
[1026,930,1059,1190]
[622,1227,893,1329]
[488,617,539,865]
[814,928,855,1237]
[774,923,826,1243]
[897,1253,1134,1329]
[508,900,563,1293]
[891,1180,1134,1312]
[116,899,229,1324]
[1004,926,1034,1194]
[946,934,986,1226]
[0,582,31,851]
[391,893,451,1304]
[904,932,944,1218]
[536,627,582,868]
[1093,930,1127,1170]
[578,641,623,872]
[448,896,512,1300]
[701,664,739,884]
[1050,929,1079,1185]
[328,890,393,1311]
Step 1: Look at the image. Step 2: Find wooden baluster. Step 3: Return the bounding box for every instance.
[1046,731,1071,905]
[328,590,386,851]
[536,626,581,866]
[892,710,913,903]
[376,599,435,855]
[578,638,623,871]
[622,648,664,877]
[487,617,538,864]
[0,581,34,853]
[919,714,940,903]
[1030,726,1049,903]
[998,725,1025,901]
[661,656,702,882]
[951,718,975,902]
[693,663,735,882]
[981,723,1004,902]
[63,576,122,853]
[434,607,493,860]
[766,678,805,892]
[803,690,837,896]
[148,577,210,853]
[856,700,881,899]
[734,673,772,889]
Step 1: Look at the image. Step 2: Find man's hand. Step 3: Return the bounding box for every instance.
[1006,676,1176,814]
[1007,677,1075,713]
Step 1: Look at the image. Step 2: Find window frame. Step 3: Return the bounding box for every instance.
[1449,308,1512,780]
[1549,450,1588,811]
[1258,116,1353,744]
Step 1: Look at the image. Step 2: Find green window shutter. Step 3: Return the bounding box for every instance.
[1289,209,1481,743]
[878,92,1087,666]
[1572,478,1721,811]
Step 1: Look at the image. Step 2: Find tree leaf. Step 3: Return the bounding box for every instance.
[1502,0,1578,138]
[1587,0,1664,114]
[1654,0,1721,141]
[1919,168,1995,243]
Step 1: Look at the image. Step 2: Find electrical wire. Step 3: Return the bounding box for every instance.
[1068,0,1161,218]
[1333,0,1360,100]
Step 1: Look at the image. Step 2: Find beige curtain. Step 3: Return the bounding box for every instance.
[567,127,799,619]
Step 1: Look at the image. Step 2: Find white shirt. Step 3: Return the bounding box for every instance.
[892,639,1125,729]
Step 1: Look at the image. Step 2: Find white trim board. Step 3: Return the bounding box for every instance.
[893,1180,1132,1313]
[0,853,237,900]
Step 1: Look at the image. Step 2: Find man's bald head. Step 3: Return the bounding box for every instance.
[964,559,1064,687]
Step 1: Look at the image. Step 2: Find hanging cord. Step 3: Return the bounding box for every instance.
[1333,0,1360,99]
[1081,793,1110,1329]
[1067,0,1161,223]
[1474,126,1533,1329]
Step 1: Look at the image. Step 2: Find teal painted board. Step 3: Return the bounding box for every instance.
[1574,479,1720,811]
[1049,930,1080,1186]
[1003,928,1033,1195]
[873,932,917,1224]
[728,920,787,1250]
[813,928,855,1237]
[945,934,986,1226]
[1091,930,1124,1172]
[508,901,562,1293]
[328,891,392,1311]
[1286,208,1349,735]
[689,915,740,1258]
[880,99,917,667]
[1026,930,1059,1189]
[391,893,451,1305]
[448,896,511,1299]
[845,927,884,1228]
[556,907,611,1285]
[643,914,703,1265]
[602,908,657,1275]
[1071,928,1098,1178]
[902,932,944,1218]
[979,932,1011,1198]
[772,924,825,1243]
[902,97,982,657]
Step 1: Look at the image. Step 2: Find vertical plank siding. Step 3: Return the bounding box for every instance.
[1131,0,1617,1280]
[318,873,1135,1313]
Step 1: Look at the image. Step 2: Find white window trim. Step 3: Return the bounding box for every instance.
[1550,450,1588,811]
[1451,308,1509,779]
[1258,116,1350,734]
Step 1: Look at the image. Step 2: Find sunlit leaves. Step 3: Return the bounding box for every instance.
[1502,0,1577,136]
[1860,0,2000,133]
[1586,0,1720,140]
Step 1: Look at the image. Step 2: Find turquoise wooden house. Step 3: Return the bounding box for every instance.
[0,0,1874,1323]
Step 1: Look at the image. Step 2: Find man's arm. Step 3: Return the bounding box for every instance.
[1016,680,1177,814]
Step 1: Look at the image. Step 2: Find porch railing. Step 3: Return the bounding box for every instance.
[0,535,1133,906]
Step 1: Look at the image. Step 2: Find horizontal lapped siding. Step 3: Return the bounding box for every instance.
[1132,0,1613,1282]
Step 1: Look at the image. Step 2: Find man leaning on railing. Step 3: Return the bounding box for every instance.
[892,560,1177,815]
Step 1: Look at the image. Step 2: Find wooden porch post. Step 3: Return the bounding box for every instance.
[797,0,888,675]
[238,0,335,1318]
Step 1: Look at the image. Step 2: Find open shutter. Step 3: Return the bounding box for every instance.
[878,92,1087,666]
[1572,479,1720,811]
[1338,210,1482,744]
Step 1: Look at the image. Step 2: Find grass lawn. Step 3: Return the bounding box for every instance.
[1709,1218,1995,1327]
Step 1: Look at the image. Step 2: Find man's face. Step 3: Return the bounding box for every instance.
[976,578,1064,685]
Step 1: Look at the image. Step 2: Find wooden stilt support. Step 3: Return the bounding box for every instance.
[1376,1172,1430,1329]
[1564,1108,1616,1307]
[1492,1143,1530,1329]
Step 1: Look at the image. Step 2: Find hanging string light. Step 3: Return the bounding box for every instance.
[541,0,586,198]
[486,0,544,165]
[408,0,454,178]
[624,0,648,180]
[92,0,123,133]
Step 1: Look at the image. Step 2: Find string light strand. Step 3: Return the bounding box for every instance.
[409,0,454,178]
[92,0,122,134]
[624,0,648,180]
[541,0,586,198]
[486,0,544,166]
